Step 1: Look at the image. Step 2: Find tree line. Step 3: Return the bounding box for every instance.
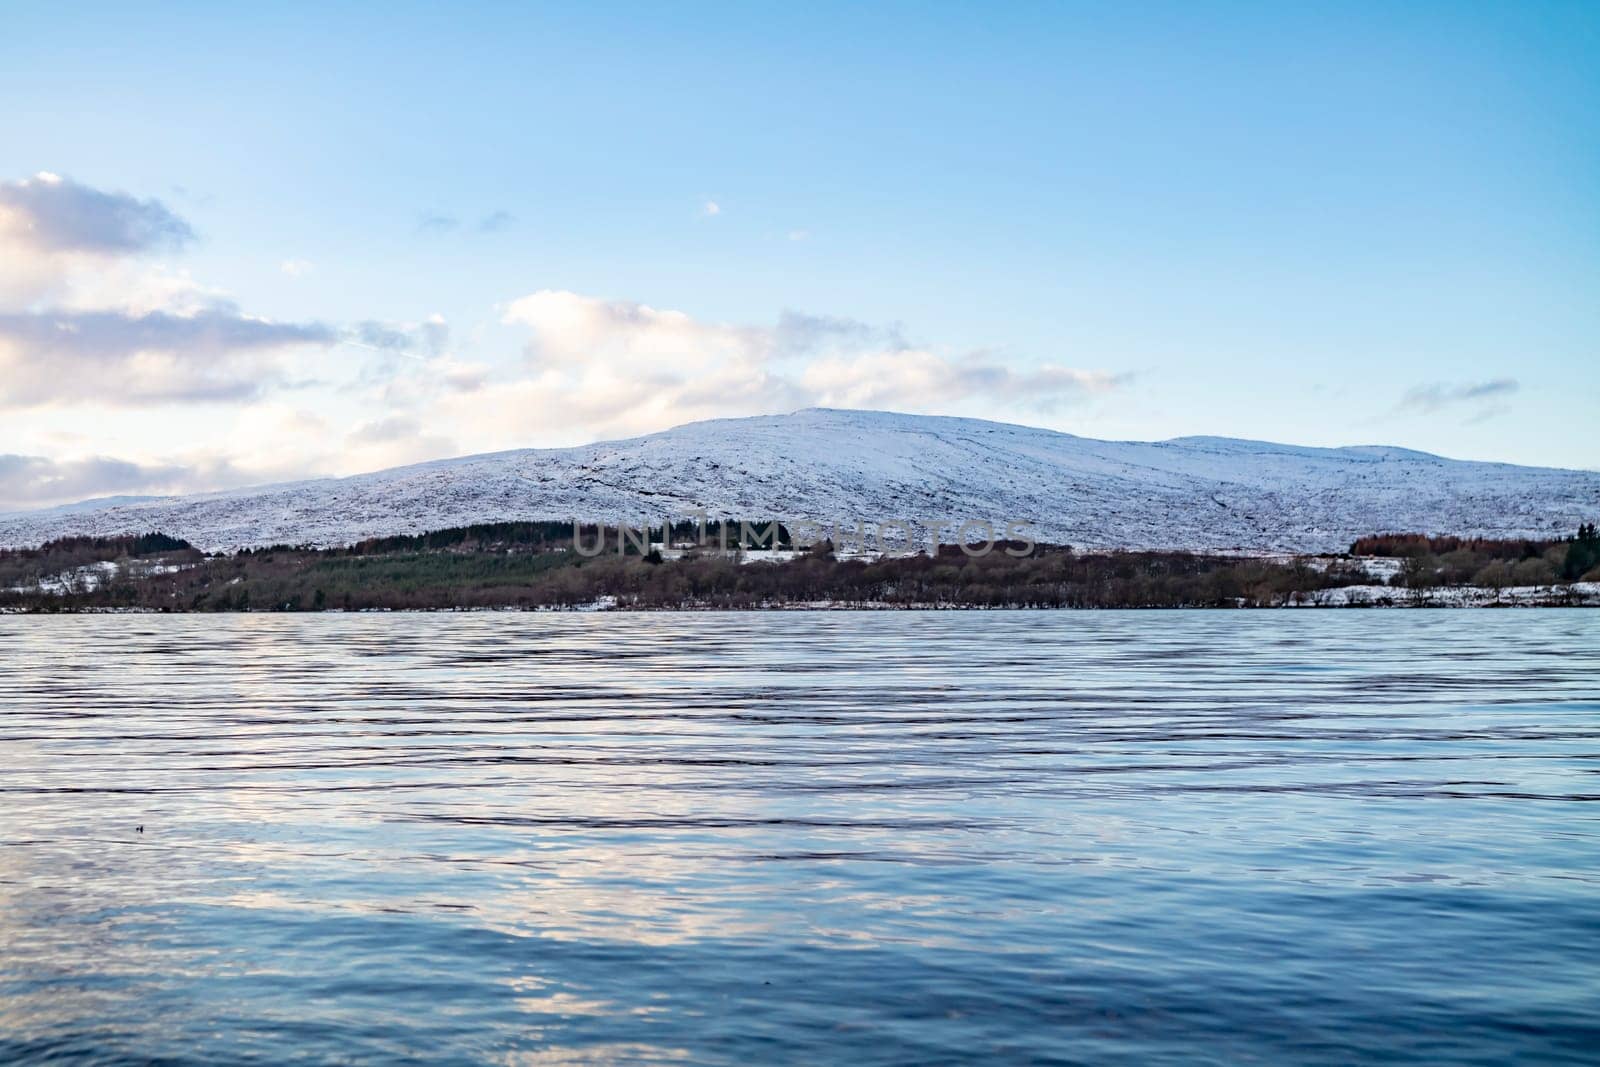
[3,522,1595,613]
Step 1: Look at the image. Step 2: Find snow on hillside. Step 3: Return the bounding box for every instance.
[1,408,1595,553]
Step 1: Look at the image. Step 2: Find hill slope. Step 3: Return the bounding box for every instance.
[1,409,1594,552]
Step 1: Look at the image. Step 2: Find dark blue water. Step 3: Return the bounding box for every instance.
[1,611,1596,1065]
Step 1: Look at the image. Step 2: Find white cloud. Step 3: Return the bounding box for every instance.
[799,350,1123,412]
[59,263,227,316]
[503,289,763,370]
[701,199,721,217]
[0,453,192,511]
[0,306,335,409]
[450,289,1125,448]
[0,171,193,256]
[343,414,457,472]
[0,404,343,511]
[351,313,449,360]
[280,258,314,277]
[0,172,336,410]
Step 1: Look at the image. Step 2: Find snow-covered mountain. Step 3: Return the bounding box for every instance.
[2,408,1595,553]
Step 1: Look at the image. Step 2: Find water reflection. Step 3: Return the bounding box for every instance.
[0,611,1597,1064]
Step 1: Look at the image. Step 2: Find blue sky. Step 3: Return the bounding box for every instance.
[1,2,1595,509]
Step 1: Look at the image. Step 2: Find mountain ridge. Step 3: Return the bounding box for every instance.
[2,408,1594,553]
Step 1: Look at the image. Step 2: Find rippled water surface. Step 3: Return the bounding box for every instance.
[1,611,1597,1065]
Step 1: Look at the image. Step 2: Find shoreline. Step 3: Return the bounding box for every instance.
[5,588,1597,614]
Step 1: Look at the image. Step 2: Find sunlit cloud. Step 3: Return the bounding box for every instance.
[0,414,334,511]
[0,307,334,409]
[472,289,1124,444]
[0,173,337,413]
[0,172,195,307]
[0,453,188,512]
[0,171,193,256]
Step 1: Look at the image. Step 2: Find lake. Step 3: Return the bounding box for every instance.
[1,611,1596,1065]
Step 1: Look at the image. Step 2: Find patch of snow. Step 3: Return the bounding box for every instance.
[1292,582,1599,607]
[6,559,121,596]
